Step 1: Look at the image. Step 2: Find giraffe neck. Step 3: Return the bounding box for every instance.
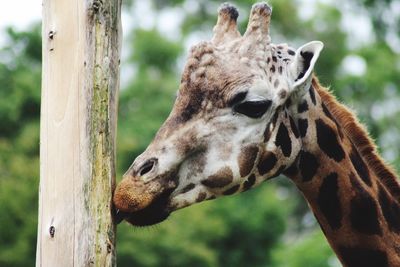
[285,78,400,267]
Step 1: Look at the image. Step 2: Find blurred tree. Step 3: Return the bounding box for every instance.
[0,26,41,137]
[271,230,337,267]
[0,25,41,267]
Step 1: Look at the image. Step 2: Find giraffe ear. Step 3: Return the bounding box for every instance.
[289,41,323,91]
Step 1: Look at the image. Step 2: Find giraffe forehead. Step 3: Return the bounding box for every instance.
[177,51,252,115]
[183,44,252,88]
[182,42,295,91]
[173,41,297,124]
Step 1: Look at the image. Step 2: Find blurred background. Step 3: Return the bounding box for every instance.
[0,0,399,266]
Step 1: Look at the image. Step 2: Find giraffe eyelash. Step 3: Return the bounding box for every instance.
[228,91,248,107]
[233,100,272,118]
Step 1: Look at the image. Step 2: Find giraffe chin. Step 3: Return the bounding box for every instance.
[116,188,173,227]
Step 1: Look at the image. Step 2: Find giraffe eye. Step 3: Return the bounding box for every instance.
[233,100,272,118]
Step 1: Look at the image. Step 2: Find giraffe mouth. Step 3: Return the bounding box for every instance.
[115,188,174,226]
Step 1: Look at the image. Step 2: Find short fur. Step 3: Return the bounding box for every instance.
[313,77,400,200]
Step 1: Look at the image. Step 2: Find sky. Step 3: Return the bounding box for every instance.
[0,1,183,51]
[0,0,42,45]
[0,0,184,45]
[0,0,379,48]
[0,0,376,46]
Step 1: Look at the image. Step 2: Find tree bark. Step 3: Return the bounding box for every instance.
[36,0,121,266]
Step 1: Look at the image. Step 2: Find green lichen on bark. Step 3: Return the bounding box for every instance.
[86,0,121,266]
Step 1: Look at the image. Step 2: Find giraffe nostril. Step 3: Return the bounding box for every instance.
[138,158,157,176]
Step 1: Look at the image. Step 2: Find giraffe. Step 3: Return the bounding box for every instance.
[113,2,400,266]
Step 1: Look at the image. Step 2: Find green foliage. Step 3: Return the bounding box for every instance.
[130,29,182,72]
[0,0,399,266]
[0,26,41,137]
[117,70,178,171]
[271,230,337,267]
[0,24,41,267]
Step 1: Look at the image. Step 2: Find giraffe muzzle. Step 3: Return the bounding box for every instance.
[113,165,179,226]
[113,181,175,226]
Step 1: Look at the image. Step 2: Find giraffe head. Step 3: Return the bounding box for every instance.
[114,2,323,226]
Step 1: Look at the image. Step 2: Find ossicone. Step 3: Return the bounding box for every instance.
[212,2,241,45]
[243,2,272,39]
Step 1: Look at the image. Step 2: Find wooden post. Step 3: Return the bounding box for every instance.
[36,0,121,266]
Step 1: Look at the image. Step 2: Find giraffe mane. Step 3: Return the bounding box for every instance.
[313,77,400,200]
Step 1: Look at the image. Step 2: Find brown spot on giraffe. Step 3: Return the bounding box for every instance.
[298,118,308,137]
[274,79,279,88]
[223,184,240,195]
[196,192,207,202]
[180,183,195,194]
[350,145,372,187]
[298,150,319,182]
[338,246,389,267]
[315,118,345,162]
[243,174,256,191]
[257,151,277,175]
[349,172,382,235]
[378,183,400,233]
[279,89,287,99]
[289,116,299,138]
[238,145,259,177]
[317,172,342,230]
[202,167,233,188]
[297,100,309,113]
[275,122,292,157]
